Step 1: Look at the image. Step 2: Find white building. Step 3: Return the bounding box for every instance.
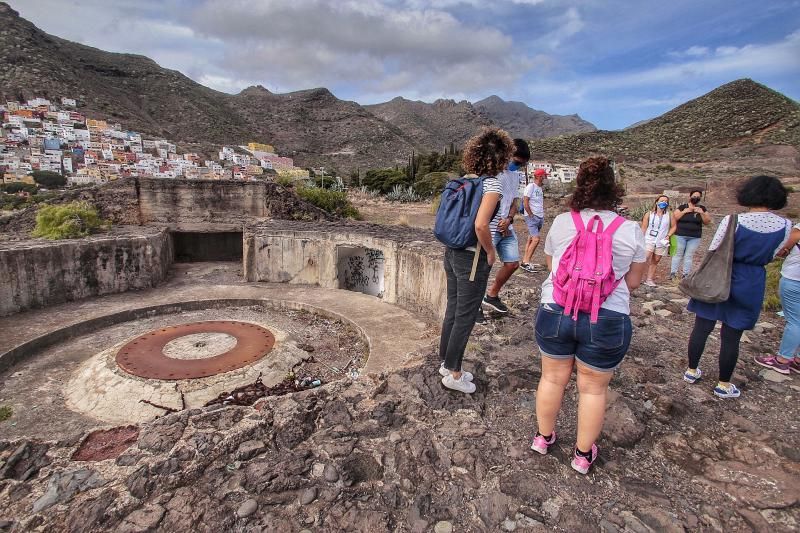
[61,97,77,107]
[549,165,578,183]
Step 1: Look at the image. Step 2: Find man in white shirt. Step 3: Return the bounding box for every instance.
[481,139,530,316]
[521,168,546,273]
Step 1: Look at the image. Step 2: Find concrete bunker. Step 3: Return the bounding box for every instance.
[172,231,243,262]
[336,245,385,298]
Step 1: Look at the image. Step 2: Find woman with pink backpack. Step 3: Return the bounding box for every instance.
[530,156,646,474]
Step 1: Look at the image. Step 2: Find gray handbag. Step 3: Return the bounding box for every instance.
[679,214,737,303]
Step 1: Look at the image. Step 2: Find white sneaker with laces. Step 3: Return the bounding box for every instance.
[439,363,473,381]
[442,373,476,394]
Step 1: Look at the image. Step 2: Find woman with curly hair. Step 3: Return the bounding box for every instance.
[438,127,513,394]
[530,156,646,474]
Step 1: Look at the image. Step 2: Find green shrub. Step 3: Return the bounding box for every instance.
[414,172,454,198]
[32,201,107,239]
[0,405,11,422]
[1,182,38,195]
[296,187,361,219]
[275,175,295,187]
[628,201,653,222]
[362,168,410,194]
[386,184,421,202]
[764,260,783,311]
[31,170,67,188]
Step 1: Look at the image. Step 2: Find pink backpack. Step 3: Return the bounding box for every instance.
[553,211,626,323]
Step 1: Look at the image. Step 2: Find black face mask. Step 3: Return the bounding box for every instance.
[690,197,700,204]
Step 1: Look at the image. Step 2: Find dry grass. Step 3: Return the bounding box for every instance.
[764,260,783,311]
[397,214,410,227]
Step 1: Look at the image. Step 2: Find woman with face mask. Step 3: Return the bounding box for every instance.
[640,195,676,286]
[670,190,711,280]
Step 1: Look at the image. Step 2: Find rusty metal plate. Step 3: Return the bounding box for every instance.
[116,321,275,380]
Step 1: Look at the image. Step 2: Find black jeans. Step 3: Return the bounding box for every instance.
[688,315,744,382]
[439,247,492,372]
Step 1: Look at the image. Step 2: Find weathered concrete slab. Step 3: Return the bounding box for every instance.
[0,283,432,377]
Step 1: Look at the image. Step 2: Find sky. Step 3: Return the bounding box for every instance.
[11,0,800,130]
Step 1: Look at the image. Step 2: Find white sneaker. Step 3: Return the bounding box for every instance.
[439,363,473,381]
[442,373,476,394]
[643,279,657,287]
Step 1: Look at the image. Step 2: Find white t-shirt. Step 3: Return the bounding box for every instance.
[523,182,544,218]
[491,169,522,234]
[781,222,800,281]
[541,210,646,315]
[465,176,503,251]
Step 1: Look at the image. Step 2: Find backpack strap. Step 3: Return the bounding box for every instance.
[604,215,625,235]
[469,244,481,281]
[590,216,626,322]
[570,210,585,231]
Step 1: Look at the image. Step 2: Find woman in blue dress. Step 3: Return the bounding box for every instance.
[683,175,790,398]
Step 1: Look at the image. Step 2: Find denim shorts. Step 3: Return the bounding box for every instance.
[524,215,544,237]
[493,230,520,263]
[534,302,633,371]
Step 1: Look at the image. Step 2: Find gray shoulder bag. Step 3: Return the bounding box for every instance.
[679,214,737,303]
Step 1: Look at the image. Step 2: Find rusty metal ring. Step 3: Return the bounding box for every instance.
[115,321,275,380]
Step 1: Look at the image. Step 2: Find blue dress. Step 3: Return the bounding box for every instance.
[688,224,786,330]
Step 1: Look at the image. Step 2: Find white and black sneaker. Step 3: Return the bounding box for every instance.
[442,373,476,394]
[482,294,509,314]
[439,363,473,381]
[520,263,536,273]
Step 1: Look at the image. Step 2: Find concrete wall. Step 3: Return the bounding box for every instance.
[244,222,447,317]
[0,228,173,317]
[133,178,330,231]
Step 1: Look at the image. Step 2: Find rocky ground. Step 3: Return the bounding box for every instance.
[2,195,799,532]
[1,269,798,531]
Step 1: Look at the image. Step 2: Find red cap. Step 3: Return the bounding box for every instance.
[534,169,547,177]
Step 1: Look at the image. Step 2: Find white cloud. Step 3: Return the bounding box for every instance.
[589,30,800,90]
[182,0,537,96]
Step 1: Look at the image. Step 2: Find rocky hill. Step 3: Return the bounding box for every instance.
[475,95,596,139]
[365,97,491,151]
[530,79,800,164]
[0,3,414,172]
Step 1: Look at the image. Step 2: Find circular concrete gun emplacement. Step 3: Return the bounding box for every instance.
[116,321,276,379]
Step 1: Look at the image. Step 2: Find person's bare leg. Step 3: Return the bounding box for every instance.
[487,262,519,297]
[575,363,614,452]
[536,356,575,436]
[523,236,540,265]
[644,251,655,281]
[648,253,663,282]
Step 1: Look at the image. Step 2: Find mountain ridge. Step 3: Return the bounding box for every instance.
[1,2,797,174]
[529,79,800,164]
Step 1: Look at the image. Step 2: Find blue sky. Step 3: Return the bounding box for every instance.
[12,0,800,130]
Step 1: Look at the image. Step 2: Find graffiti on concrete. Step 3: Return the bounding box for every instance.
[337,246,384,298]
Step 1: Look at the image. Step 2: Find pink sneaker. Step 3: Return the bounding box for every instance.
[754,355,791,375]
[530,431,557,455]
[571,444,598,475]
[790,358,800,375]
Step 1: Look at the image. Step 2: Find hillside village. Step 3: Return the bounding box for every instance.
[0,97,304,187]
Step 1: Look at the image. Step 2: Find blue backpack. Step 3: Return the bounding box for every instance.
[433,176,498,249]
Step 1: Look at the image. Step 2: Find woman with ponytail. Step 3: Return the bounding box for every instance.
[640,195,676,286]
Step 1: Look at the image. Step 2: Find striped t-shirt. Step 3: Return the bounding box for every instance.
[465,176,502,251]
[483,175,503,219]
[488,172,511,235]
